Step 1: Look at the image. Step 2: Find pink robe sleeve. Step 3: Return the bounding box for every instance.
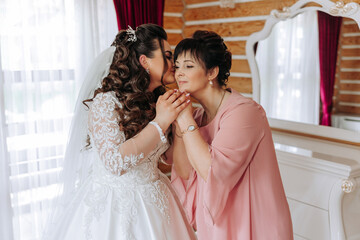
[171,168,197,227]
[203,102,266,225]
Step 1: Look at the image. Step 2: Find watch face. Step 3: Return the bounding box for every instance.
[188,125,196,131]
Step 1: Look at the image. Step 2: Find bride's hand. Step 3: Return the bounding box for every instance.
[153,89,190,131]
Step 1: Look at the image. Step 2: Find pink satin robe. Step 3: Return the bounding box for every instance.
[171,89,293,240]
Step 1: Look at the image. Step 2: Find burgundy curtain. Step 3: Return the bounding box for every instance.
[317,11,342,126]
[113,0,165,30]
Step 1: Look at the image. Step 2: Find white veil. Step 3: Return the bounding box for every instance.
[42,46,116,239]
[61,45,116,197]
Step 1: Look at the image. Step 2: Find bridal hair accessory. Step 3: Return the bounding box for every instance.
[126,25,137,42]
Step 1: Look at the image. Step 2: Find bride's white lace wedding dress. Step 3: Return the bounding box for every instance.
[51,91,196,240]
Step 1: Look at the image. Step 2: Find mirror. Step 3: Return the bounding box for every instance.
[246,0,360,144]
[256,11,321,125]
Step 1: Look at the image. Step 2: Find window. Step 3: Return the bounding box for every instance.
[0,0,117,239]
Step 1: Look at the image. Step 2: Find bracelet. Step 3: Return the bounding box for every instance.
[149,121,167,143]
[180,124,199,135]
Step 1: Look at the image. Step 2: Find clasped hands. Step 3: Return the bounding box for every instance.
[153,89,193,134]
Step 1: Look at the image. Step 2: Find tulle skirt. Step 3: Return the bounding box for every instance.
[46,166,196,240]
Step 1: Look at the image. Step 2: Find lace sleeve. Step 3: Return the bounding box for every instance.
[88,92,163,176]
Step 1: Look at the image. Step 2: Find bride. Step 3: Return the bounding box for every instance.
[43,24,196,240]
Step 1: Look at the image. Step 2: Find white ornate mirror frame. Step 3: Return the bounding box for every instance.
[246,0,360,145]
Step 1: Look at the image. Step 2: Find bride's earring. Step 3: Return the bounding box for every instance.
[146,67,150,74]
[209,80,213,87]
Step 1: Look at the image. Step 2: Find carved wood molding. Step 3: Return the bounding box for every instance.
[270,0,360,21]
[341,178,359,193]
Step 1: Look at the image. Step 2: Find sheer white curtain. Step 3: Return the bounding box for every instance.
[256,11,320,124]
[74,0,119,92]
[0,0,117,239]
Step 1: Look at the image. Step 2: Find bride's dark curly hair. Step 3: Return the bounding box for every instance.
[84,24,168,139]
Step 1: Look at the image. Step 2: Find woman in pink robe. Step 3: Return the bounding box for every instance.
[167,30,293,240]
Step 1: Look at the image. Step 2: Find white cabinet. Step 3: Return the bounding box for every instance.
[332,115,360,133]
[272,131,360,240]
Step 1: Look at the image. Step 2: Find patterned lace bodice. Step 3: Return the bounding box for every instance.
[88,91,169,177]
[84,91,171,239]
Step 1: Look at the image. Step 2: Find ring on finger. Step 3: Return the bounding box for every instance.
[171,93,180,102]
[175,99,182,106]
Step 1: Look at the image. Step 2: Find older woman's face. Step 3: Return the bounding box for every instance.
[174,52,208,93]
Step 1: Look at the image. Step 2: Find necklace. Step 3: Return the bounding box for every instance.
[215,90,226,116]
[203,90,226,125]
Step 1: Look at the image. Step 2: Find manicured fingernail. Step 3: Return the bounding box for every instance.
[186,99,190,103]
[174,89,178,92]
[185,93,190,97]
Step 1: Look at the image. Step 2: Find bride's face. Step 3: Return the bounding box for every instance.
[147,40,175,90]
[162,41,175,85]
